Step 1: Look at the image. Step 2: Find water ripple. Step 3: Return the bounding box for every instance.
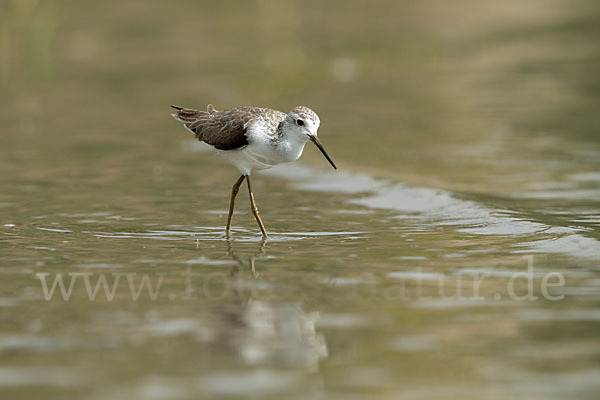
[266,164,600,259]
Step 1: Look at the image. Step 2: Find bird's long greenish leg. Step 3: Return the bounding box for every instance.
[246,176,268,238]
[226,175,246,237]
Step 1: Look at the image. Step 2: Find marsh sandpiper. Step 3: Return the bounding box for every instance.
[171,104,336,238]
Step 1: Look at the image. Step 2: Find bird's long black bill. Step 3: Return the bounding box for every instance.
[310,135,337,170]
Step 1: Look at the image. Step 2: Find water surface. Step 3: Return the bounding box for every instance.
[1,0,600,399]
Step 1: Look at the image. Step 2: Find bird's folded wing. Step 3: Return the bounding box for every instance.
[172,106,252,151]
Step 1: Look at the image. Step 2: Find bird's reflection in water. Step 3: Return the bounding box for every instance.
[226,238,267,278]
[216,239,328,372]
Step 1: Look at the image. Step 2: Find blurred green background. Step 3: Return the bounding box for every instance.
[2,0,599,190]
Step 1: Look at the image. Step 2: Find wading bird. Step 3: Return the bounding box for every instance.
[171,104,336,238]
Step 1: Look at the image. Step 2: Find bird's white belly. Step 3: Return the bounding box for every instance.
[217,140,306,175]
[217,147,277,175]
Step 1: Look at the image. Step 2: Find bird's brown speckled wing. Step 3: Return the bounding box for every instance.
[171,104,248,150]
[171,105,284,151]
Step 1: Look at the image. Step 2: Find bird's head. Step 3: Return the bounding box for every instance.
[285,106,336,169]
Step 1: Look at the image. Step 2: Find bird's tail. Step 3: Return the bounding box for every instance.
[170,105,204,124]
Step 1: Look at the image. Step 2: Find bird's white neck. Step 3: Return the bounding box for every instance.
[278,130,311,161]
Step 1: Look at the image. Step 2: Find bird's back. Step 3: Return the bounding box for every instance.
[171,105,286,151]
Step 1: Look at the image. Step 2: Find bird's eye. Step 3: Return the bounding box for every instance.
[296,119,304,126]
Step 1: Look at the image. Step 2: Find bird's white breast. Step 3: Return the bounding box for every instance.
[216,119,307,175]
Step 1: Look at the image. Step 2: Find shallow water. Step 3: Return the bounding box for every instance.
[1,0,600,399]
